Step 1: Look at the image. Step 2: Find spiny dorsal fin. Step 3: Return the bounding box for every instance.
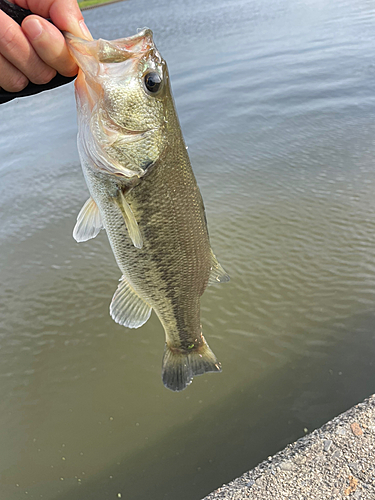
[207,250,230,286]
[117,191,143,249]
[73,197,104,242]
[110,276,152,328]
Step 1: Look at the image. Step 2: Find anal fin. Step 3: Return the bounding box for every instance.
[73,197,104,242]
[110,276,151,328]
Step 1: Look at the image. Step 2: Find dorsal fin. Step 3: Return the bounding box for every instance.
[207,250,230,285]
[110,276,152,328]
[73,197,104,242]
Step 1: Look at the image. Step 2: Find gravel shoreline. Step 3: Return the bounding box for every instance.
[203,395,375,500]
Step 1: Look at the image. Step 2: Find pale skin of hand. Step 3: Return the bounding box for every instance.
[0,0,92,92]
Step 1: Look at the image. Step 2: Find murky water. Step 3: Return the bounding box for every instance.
[1,0,375,498]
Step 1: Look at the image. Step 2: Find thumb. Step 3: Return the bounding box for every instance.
[15,0,93,40]
[49,0,93,40]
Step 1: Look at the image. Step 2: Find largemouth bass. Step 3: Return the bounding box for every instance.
[66,29,229,391]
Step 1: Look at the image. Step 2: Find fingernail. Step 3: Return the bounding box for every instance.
[24,18,43,40]
[79,20,93,40]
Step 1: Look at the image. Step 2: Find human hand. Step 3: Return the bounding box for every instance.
[0,0,92,92]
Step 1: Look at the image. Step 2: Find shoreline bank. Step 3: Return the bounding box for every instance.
[203,394,375,499]
[79,0,126,11]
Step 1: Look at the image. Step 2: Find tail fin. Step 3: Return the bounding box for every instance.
[162,337,221,392]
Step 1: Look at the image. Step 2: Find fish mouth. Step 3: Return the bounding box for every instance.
[96,29,155,63]
[120,128,148,136]
[65,28,155,66]
[65,28,159,109]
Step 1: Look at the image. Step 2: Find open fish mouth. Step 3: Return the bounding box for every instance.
[96,29,155,63]
[65,28,163,116]
[65,28,156,65]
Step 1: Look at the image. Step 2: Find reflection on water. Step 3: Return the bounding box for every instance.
[1,0,375,498]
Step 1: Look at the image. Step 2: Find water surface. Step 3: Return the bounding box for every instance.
[1,0,375,498]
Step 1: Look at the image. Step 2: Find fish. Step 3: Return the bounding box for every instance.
[65,29,229,391]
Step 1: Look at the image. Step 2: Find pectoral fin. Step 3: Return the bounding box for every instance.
[73,197,104,242]
[116,191,143,249]
[110,276,152,328]
[207,250,230,285]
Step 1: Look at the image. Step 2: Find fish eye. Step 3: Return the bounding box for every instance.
[143,71,163,95]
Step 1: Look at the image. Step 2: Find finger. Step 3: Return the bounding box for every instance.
[0,11,56,85]
[22,16,78,77]
[15,0,93,40]
[0,53,28,92]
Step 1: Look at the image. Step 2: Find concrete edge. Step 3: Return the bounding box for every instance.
[203,394,375,499]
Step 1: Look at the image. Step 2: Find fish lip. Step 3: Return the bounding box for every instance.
[118,126,162,143]
[110,127,155,144]
[110,28,154,48]
[121,128,148,136]
[64,28,155,64]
